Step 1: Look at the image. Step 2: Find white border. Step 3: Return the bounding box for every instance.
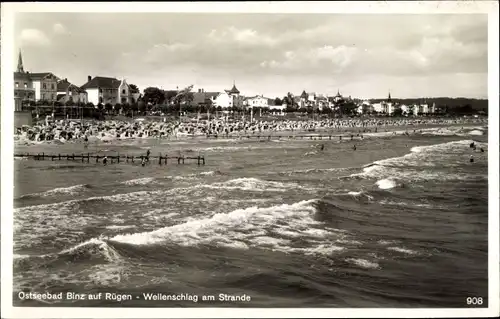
[1,1,499,318]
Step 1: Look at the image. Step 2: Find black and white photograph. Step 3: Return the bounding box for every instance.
[1,1,499,318]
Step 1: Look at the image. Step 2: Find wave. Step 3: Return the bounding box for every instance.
[28,199,348,260]
[345,258,380,269]
[122,177,156,186]
[17,184,92,200]
[351,140,487,182]
[387,246,419,255]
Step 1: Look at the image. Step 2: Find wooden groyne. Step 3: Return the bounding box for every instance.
[14,153,206,166]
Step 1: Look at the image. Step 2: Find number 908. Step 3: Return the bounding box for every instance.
[466,297,483,305]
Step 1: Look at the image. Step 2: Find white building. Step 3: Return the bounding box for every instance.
[244,95,269,109]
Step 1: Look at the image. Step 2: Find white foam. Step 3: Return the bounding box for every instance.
[27,184,88,197]
[347,191,363,196]
[467,130,484,136]
[345,258,380,269]
[122,177,155,186]
[105,225,135,230]
[376,178,397,190]
[387,246,418,255]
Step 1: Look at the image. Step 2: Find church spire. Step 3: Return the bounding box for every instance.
[17,49,25,73]
[388,91,392,102]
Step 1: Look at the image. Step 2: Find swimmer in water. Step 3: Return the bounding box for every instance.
[141,157,146,167]
[480,147,485,153]
[320,144,325,151]
[353,145,357,151]
[470,155,474,163]
[103,156,108,166]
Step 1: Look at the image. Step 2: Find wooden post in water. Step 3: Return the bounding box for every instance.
[117,153,120,163]
[329,135,332,140]
[96,155,99,163]
[165,155,167,165]
[88,153,90,163]
[42,152,45,160]
[339,136,342,141]
[202,157,205,165]
[159,153,162,165]
[72,153,75,160]
[59,154,61,160]
[197,155,200,166]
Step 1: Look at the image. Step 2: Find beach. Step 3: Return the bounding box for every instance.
[12,119,488,307]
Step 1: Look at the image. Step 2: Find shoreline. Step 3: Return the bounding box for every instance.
[14,122,487,148]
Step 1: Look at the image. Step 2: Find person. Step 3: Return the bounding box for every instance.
[320,144,325,151]
[353,145,357,151]
[480,147,485,153]
[141,157,147,167]
[470,155,474,163]
[103,156,108,166]
[470,142,475,149]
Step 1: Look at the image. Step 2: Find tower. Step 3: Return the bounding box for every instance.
[387,91,392,103]
[17,49,25,73]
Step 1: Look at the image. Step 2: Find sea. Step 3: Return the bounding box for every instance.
[12,124,489,308]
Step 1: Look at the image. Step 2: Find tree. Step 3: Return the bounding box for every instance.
[274,97,283,106]
[129,84,140,94]
[393,107,403,117]
[143,87,165,105]
[97,103,104,111]
[105,103,113,113]
[164,90,178,104]
[114,103,122,115]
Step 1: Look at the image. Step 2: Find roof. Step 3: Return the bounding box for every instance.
[14,72,32,81]
[58,79,87,93]
[228,84,240,94]
[57,80,72,91]
[191,92,219,105]
[29,72,58,80]
[81,76,122,90]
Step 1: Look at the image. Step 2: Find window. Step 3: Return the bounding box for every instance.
[43,83,47,89]
[52,94,55,100]
[14,92,18,96]
[15,82,19,88]
[42,93,45,100]
[122,90,126,94]
[51,84,55,90]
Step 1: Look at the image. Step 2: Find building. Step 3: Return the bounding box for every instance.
[57,78,88,104]
[30,72,59,102]
[192,89,219,108]
[81,75,134,106]
[13,51,34,110]
[213,82,242,109]
[244,95,269,109]
[14,51,35,111]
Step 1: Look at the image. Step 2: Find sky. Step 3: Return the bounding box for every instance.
[13,12,488,99]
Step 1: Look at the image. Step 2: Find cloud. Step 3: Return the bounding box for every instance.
[208,26,277,47]
[53,23,68,34]
[260,45,358,73]
[19,29,50,46]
